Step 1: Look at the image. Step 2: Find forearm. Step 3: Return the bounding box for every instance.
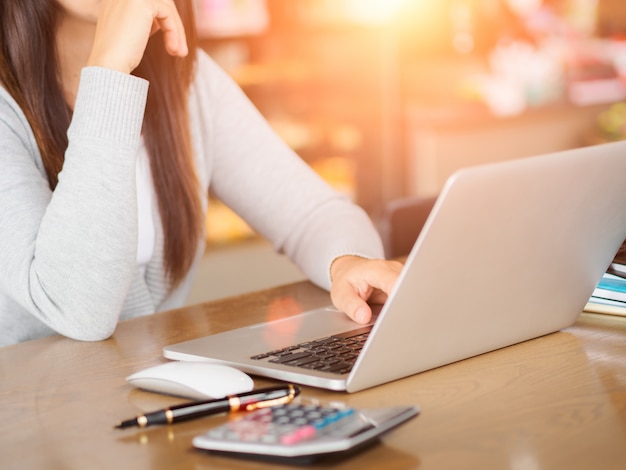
[0,68,148,340]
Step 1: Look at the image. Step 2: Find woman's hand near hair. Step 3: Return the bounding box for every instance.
[87,0,188,74]
[330,256,403,324]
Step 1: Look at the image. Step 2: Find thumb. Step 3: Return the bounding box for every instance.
[331,282,373,324]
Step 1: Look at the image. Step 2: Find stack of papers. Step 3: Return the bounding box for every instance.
[584,267,626,317]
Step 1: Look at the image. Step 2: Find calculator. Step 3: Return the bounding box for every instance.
[192,401,419,463]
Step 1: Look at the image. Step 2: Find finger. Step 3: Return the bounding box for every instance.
[365,260,403,296]
[331,280,374,324]
[330,259,403,324]
[367,288,390,305]
[350,260,403,300]
[150,20,160,36]
[153,1,188,56]
[88,0,188,72]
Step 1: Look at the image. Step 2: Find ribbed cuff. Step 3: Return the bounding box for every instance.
[68,67,149,148]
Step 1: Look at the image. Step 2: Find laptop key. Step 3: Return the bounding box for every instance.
[284,356,322,367]
[249,325,372,375]
[269,351,313,364]
[331,326,373,340]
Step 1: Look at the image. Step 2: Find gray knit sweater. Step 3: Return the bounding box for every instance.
[0,51,384,347]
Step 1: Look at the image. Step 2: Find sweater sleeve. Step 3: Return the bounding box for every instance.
[195,53,385,290]
[0,67,148,341]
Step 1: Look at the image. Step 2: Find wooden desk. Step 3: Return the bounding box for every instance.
[1,281,625,469]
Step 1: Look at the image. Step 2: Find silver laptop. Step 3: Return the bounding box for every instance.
[164,140,626,392]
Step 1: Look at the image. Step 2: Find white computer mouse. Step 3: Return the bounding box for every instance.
[126,361,254,400]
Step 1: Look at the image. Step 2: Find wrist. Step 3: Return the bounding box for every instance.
[330,255,368,282]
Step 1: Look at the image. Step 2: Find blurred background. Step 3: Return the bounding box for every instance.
[187,0,626,303]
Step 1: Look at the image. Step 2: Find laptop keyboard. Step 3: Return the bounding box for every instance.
[250,325,372,375]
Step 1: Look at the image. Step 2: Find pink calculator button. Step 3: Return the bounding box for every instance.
[280,425,316,445]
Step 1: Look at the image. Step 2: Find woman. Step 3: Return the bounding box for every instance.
[0,0,402,347]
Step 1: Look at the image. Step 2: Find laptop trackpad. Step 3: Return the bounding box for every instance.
[242,307,367,350]
[164,307,368,360]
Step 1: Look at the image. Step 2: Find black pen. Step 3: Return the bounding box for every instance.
[115,384,300,429]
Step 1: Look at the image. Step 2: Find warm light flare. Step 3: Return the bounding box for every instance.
[341,0,413,25]
[506,0,543,17]
[262,296,304,349]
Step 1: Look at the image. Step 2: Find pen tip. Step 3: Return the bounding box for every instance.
[114,419,134,429]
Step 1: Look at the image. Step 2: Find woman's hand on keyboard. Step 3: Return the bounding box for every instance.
[329,256,403,324]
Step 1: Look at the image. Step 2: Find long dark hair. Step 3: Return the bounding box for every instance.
[0,0,203,290]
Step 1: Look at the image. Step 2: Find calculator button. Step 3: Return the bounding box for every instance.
[324,415,374,438]
[203,404,359,446]
[260,434,279,444]
[280,425,316,445]
[193,403,420,461]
